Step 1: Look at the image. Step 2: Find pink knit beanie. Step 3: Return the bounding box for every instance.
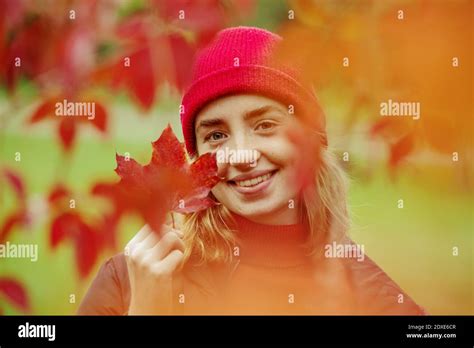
[180,26,327,156]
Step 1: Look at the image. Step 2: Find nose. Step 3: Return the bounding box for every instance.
[216,133,261,172]
[231,148,261,170]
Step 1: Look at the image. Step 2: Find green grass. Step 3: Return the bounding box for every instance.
[349,169,473,314]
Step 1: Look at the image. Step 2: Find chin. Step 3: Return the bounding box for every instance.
[233,202,281,219]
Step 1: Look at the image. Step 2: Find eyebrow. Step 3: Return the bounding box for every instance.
[196,118,225,131]
[243,105,285,121]
[196,105,286,132]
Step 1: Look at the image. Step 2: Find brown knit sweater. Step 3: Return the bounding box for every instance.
[77,213,426,315]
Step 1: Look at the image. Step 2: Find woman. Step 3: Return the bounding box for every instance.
[78,27,426,315]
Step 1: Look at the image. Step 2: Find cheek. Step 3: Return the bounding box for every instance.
[210,180,229,203]
[195,141,209,158]
[259,136,297,168]
[216,160,228,178]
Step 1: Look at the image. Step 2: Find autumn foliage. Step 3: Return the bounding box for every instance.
[94,125,220,231]
[279,0,472,173]
[0,0,251,313]
[0,0,471,314]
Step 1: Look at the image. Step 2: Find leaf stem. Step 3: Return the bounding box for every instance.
[170,212,175,229]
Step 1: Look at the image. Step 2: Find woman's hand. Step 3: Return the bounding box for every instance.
[125,223,185,315]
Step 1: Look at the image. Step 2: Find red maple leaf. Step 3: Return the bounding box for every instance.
[28,97,107,151]
[50,211,99,279]
[47,182,120,278]
[91,1,255,110]
[97,30,197,109]
[149,125,221,213]
[389,131,416,170]
[370,120,416,177]
[47,184,71,206]
[0,277,30,313]
[153,0,256,49]
[0,168,28,243]
[94,125,220,232]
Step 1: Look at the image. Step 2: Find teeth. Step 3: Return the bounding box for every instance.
[234,173,272,187]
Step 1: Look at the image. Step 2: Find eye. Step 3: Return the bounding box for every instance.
[204,131,227,143]
[255,121,277,132]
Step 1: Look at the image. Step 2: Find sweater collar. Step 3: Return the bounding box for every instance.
[228,212,312,268]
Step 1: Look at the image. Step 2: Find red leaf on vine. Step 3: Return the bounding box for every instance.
[50,212,99,278]
[0,278,30,312]
[0,212,26,244]
[29,100,57,124]
[3,169,25,201]
[58,119,76,151]
[29,98,108,152]
[2,15,52,93]
[389,132,415,168]
[95,213,120,251]
[100,13,201,107]
[0,169,28,243]
[48,184,70,205]
[111,48,156,110]
[153,0,225,48]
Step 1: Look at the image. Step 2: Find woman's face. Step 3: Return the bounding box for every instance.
[195,94,302,225]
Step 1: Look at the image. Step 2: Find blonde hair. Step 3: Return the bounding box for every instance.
[181,141,351,266]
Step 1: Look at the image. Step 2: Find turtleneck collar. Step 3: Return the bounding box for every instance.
[228,212,312,268]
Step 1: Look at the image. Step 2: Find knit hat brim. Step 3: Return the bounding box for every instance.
[181,64,327,157]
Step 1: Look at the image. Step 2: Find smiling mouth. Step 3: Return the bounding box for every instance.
[228,170,278,188]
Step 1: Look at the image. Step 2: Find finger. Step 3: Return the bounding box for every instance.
[124,225,152,256]
[127,224,184,257]
[128,225,152,246]
[133,226,173,254]
[161,224,184,239]
[137,230,161,250]
[155,249,184,275]
[149,231,185,261]
[171,228,184,238]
